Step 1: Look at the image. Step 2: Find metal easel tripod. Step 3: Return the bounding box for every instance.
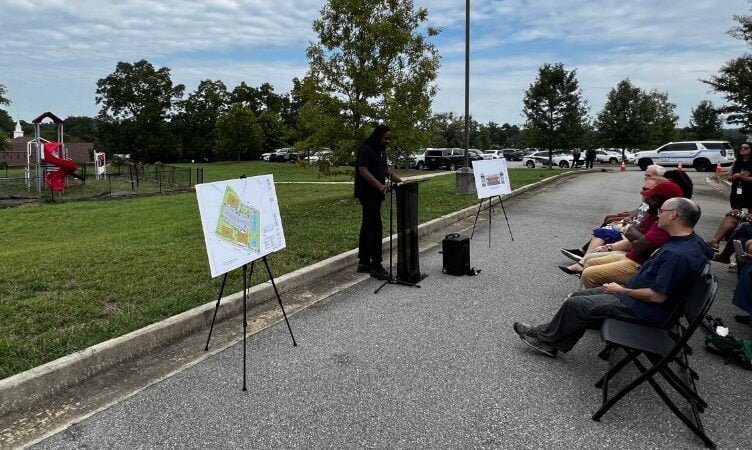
[470,195,514,247]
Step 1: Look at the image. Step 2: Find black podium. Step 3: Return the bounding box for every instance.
[395,181,426,284]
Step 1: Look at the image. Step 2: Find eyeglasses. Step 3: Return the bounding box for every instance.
[742,146,751,150]
[658,208,675,214]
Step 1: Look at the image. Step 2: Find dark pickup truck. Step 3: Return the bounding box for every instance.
[424,148,483,170]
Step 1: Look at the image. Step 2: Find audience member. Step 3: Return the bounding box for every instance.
[732,237,752,326]
[708,142,752,251]
[513,198,712,358]
[559,181,683,288]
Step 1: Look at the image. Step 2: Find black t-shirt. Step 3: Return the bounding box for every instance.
[730,158,752,207]
[354,142,387,200]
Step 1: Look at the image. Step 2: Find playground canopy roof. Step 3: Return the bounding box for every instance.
[32,112,64,124]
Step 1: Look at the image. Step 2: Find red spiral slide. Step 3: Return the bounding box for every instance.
[43,142,78,191]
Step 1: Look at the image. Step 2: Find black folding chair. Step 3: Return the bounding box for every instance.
[592,273,719,449]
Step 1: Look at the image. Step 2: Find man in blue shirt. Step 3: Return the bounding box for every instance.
[513,197,714,358]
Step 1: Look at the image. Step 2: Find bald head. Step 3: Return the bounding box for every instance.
[657,197,701,235]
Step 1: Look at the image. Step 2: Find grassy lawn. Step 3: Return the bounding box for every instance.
[0,162,565,379]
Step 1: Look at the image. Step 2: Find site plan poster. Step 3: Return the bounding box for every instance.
[195,175,286,277]
[472,159,512,199]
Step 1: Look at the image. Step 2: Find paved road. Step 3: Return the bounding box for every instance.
[34,170,751,449]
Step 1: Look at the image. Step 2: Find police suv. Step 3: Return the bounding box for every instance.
[634,141,735,172]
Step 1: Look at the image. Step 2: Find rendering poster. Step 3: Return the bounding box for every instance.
[472,158,512,199]
[195,175,286,277]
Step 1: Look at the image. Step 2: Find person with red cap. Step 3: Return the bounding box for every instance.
[559,180,685,288]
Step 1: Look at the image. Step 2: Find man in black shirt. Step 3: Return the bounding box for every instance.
[354,124,402,280]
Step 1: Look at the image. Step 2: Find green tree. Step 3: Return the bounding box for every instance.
[0,110,14,137]
[643,90,678,146]
[215,103,263,161]
[303,0,440,161]
[522,63,588,167]
[0,83,9,107]
[62,116,98,142]
[0,83,12,149]
[704,7,752,131]
[95,60,185,162]
[427,112,465,147]
[172,79,229,162]
[688,100,723,140]
[595,79,650,157]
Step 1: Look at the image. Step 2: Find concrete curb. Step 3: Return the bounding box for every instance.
[0,169,582,417]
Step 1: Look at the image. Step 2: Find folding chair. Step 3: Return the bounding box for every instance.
[592,273,719,449]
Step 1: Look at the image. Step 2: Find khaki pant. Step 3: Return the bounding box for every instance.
[581,253,640,289]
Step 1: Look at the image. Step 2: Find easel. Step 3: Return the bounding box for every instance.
[374,182,426,294]
[203,255,297,391]
[470,195,514,247]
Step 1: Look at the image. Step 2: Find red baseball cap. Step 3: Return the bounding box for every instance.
[642,181,684,199]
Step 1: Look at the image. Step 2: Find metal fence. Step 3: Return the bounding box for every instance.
[0,163,204,207]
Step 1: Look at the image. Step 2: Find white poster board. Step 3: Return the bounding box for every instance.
[94,151,107,178]
[195,175,286,277]
[472,159,512,199]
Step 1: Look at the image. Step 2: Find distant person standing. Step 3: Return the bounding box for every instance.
[584,148,596,169]
[354,124,402,280]
[572,148,581,168]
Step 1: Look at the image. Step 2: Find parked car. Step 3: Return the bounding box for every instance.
[392,149,426,169]
[483,150,503,159]
[620,150,637,164]
[424,148,484,171]
[594,149,622,164]
[522,151,574,168]
[307,149,332,164]
[261,151,273,161]
[634,141,735,172]
[502,149,524,161]
[411,151,426,169]
[269,148,302,162]
[468,149,491,160]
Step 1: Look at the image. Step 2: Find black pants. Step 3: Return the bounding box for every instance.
[358,196,383,266]
[533,287,638,352]
[585,157,595,169]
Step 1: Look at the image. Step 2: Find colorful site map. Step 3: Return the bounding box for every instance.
[214,185,261,252]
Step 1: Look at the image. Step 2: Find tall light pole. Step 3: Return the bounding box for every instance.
[463,0,470,169]
[455,0,475,194]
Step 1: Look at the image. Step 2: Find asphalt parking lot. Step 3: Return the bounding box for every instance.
[30,169,752,449]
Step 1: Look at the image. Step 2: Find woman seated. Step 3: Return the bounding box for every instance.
[709,210,751,261]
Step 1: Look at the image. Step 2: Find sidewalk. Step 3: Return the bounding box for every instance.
[7,170,752,448]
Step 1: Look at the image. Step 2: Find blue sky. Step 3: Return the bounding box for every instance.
[0,0,749,127]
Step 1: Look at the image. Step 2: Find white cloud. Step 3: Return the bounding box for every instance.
[0,0,750,129]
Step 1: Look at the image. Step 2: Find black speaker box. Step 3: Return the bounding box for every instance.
[442,233,470,276]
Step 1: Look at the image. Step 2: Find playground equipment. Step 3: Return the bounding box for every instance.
[30,112,79,193]
[43,142,78,191]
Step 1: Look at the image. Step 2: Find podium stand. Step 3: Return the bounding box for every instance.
[395,181,426,284]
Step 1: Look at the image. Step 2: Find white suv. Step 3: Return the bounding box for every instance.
[634,141,735,172]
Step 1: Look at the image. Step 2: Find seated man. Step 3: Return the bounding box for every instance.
[514,198,713,358]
